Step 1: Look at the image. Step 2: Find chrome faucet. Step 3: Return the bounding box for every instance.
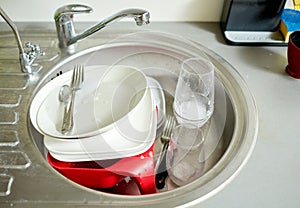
[0,7,44,73]
[54,4,150,53]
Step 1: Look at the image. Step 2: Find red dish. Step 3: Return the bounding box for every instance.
[47,142,156,195]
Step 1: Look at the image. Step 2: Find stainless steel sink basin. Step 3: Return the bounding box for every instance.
[0,27,258,207]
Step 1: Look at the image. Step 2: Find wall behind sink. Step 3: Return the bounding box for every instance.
[1,0,223,22]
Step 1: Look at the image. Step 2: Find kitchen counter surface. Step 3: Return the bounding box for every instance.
[0,22,299,208]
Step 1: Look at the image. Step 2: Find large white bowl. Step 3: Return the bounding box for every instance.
[42,77,163,162]
[44,100,156,161]
[31,65,154,141]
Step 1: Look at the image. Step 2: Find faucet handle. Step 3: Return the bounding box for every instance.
[24,42,45,60]
[20,42,45,73]
[54,4,93,52]
[54,4,93,21]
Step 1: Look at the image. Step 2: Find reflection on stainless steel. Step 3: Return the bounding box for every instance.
[54,4,150,53]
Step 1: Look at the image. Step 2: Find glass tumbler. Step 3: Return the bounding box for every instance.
[166,124,205,186]
[173,57,214,127]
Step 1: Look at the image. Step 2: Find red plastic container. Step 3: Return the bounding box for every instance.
[47,143,156,195]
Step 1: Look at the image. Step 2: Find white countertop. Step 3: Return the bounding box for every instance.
[144,22,300,208]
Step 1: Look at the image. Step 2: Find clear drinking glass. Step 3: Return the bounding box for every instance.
[173,57,214,127]
[166,124,205,186]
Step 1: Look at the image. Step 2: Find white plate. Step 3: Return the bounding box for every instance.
[44,106,157,161]
[43,82,160,162]
[30,65,106,136]
[32,65,150,139]
[147,77,166,135]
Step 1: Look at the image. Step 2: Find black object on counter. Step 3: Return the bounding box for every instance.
[221,0,287,45]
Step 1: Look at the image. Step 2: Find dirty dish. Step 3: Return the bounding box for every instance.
[43,102,156,161]
[47,142,157,195]
[43,81,160,161]
[32,65,153,140]
[173,57,214,127]
[147,77,166,136]
[166,124,205,186]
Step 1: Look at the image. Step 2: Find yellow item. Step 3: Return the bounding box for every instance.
[293,0,300,10]
[279,20,290,43]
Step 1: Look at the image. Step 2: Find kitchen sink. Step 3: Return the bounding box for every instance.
[0,26,258,207]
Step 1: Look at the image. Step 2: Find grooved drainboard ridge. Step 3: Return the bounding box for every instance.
[0,74,29,90]
[0,93,21,125]
[0,151,31,169]
[0,111,19,125]
[0,94,22,108]
[0,174,13,196]
[0,130,20,147]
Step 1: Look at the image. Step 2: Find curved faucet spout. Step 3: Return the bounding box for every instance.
[54,5,150,53]
[70,9,150,46]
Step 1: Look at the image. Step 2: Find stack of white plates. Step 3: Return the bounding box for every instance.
[30,65,165,162]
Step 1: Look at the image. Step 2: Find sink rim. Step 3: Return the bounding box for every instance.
[28,30,258,206]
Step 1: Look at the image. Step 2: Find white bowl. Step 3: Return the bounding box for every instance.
[42,77,165,162]
[44,100,156,161]
[32,65,154,141]
[44,94,156,161]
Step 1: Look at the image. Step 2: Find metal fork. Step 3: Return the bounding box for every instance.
[155,115,176,189]
[61,65,84,135]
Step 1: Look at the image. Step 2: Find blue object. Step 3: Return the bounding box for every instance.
[281,9,300,31]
